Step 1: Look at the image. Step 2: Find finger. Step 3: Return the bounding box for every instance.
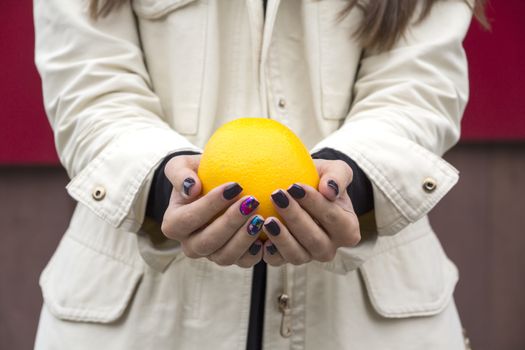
[262,216,310,265]
[208,215,264,266]
[287,183,361,248]
[184,195,260,256]
[164,154,202,202]
[314,159,353,201]
[262,240,286,266]
[236,240,264,268]
[270,190,335,262]
[161,182,245,240]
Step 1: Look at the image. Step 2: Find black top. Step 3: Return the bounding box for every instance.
[246,261,267,350]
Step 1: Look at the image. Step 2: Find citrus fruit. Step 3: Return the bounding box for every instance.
[198,118,319,238]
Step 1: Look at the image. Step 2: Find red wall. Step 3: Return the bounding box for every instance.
[462,1,525,140]
[1,2,57,164]
[1,1,524,165]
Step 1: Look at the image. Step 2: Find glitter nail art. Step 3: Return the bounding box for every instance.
[240,196,260,216]
[247,216,264,236]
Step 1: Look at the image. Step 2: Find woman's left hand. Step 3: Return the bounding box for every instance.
[262,159,361,266]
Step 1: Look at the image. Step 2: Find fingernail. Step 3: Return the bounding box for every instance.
[240,196,259,216]
[249,243,262,255]
[271,190,289,209]
[266,244,278,255]
[287,184,305,199]
[223,183,243,200]
[327,180,339,197]
[264,219,280,236]
[182,177,196,197]
[247,216,264,236]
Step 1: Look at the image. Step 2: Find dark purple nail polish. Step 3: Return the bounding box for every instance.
[249,243,262,256]
[223,183,243,200]
[264,219,280,236]
[287,184,305,199]
[271,190,289,209]
[266,244,278,255]
[327,180,339,197]
[247,216,264,235]
[182,177,196,196]
[240,196,259,216]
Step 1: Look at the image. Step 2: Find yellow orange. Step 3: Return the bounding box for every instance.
[198,118,319,237]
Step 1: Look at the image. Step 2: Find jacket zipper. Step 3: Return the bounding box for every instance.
[278,265,292,337]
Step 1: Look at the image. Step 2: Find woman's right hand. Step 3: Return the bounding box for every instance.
[161,155,264,268]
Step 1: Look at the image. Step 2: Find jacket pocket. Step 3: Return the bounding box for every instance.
[40,235,143,323]
[358,232,458,318]
[132,0,207,136]
[317,1,362,121]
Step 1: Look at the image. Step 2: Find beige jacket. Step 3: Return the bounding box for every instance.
[34,0,472,349]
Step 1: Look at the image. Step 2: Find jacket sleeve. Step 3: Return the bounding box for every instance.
[34,0,202,232]
[310,1,472,236]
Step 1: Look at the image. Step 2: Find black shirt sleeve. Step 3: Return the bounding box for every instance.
[311,148,374,216]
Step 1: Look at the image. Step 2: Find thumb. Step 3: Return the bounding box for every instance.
[165,154,203,202]
[314,159,353,201]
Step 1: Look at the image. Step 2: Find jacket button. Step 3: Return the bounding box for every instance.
[92,186,106,201]
[422,178,437,193]
[278,98,286,109]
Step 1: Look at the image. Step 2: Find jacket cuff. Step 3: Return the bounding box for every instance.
[66,128,202,232]
[146,151,202,225]
[311,148,374,216]
[311,122,459,236]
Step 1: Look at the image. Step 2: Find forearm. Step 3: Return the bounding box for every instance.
[311,1,471,236]
[35,0,201,231]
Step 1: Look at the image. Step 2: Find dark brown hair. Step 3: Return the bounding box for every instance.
[90,0,489,51]
[340,0,489,51]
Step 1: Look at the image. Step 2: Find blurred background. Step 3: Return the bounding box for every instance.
[1,1,524,349]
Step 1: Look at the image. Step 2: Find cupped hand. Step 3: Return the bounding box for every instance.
[161,155,265,268]
[262,159,361,266]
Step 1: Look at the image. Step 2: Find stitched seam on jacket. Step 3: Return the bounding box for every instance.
[66,233,141,269]
[348,140,457,224]
[66,139,120,225]
[41,237,144,322]
[360,265,457,316]
[358,234,459,317]
[67,128,201,228]
[112,160,151,226]
[43,276,141,322]
[349,149,416,219]
[367,226,429,260]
